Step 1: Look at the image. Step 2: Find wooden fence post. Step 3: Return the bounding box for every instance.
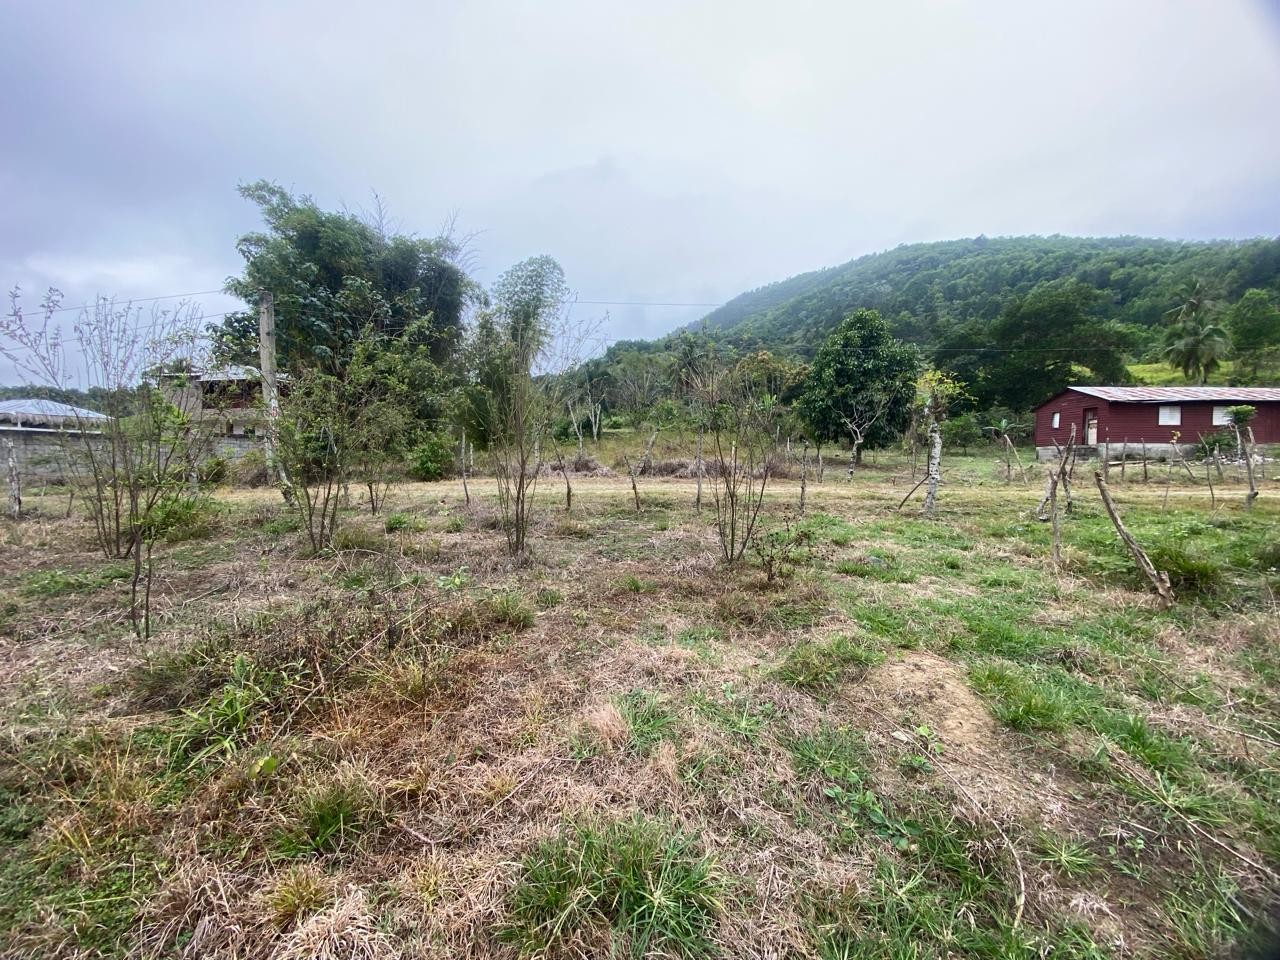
[1095,470,1174,608]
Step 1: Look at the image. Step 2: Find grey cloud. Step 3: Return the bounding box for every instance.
[2,0,1278,381]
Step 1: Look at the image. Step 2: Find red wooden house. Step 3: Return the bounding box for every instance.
[1033,387,1280,460]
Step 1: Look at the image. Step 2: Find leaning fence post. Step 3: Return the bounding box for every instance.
[1095,470,1174,609]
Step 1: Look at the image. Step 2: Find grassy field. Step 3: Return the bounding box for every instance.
[1126,362,1238,387]
[1,449,1278,958]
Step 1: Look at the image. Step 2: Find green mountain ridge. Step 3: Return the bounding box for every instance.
[688,234,1280,357]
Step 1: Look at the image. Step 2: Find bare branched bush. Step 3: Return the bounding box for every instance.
[471,257,596,558]
[278,368,348,551]
[690,354,775,563]
[2,288,217,637]
[751,513,817,583]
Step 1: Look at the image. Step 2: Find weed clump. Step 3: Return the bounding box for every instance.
[617,573,656,594]
[274,765,380,858]
[1146,544,1224,600]
[330,525,386,553]
[483,590,535,630]
[263,864,333,928]
[502,817,723,958]
[383,512,417,533]
[968,662,1071,732]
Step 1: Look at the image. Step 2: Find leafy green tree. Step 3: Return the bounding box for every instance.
[1162,318,1231,384]
[345,325,448,513]
[216,181,474,371]
[1225,289,1280,381]
[973,280,1130,409]
[940,413,983,454]
[795,309,920,463]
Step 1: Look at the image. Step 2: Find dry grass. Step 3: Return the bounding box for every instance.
[2,453,1278,958]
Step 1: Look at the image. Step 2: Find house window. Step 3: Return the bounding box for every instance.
[1051,412,1060,429]
[1158,405,1181,426]
[1212,406,1230,426]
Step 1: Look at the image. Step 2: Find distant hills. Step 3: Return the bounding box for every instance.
[689,235,1280,358]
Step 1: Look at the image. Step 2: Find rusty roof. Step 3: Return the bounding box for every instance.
[1067,386,1280,403]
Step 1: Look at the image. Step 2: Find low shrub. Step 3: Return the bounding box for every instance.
[198,456,229,486]
[145,496,218,543]
[751,520,817,583]
[383,512,423,533]
[230,449,270,487]
[331,525,386,554]
[409,433,456,482]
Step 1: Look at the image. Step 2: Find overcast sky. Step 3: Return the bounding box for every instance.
[3,0,1279,383]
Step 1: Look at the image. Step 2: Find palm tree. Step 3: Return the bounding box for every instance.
[1163,319,1231,384]
[1163,279,1215,327]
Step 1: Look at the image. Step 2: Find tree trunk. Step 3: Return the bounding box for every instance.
[694,430,704,514]
[1049,467,1063,571]
[1242,426,1258,511]
[640,429,659,475]
[1038,425,1075,519]
[799,439,809,514]
[922,421,942,518]
[6,440,20,520]
[625,455,642,512]
[553,442,572,513]
[460,433,470,506]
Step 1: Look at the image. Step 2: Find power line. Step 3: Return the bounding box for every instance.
[18,289,725,316]
[577,299,724,308]
[18,289,230,316]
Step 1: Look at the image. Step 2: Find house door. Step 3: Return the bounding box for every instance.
[1084,409,1098,445]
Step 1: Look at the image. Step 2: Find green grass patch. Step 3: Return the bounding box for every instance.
[617,573,656,594]
[502,817,723,958]
[799,512,858,547]
[20,564,132,598]
[689,685,777,743]
[617,691,677,753]
[776,635,884,691]
[835,554,917,583]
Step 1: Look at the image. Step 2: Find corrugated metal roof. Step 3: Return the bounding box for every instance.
[161,365,283,383]
[0,398,109,420]
[198,364,260,382]
[1068,386,1280,403]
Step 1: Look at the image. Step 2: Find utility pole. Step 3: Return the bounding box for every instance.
[258,291,292,499]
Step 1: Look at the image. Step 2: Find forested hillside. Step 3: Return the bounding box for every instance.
[694,235,1280,357]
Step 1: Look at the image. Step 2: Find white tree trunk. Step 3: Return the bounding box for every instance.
[922,421,942,517]
[6,440,20,520]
